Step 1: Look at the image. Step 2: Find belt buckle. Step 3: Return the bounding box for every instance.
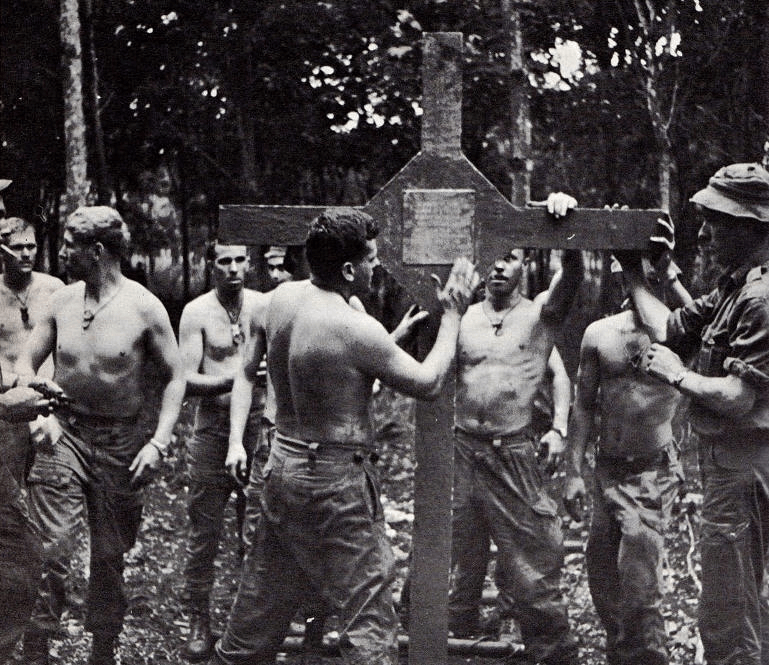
[492,437,502,448]
[307,442,320,466]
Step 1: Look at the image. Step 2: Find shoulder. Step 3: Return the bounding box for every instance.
[124,279,168,320]
[49,281,82,305]
[741,265,769,303]
[582,315,620,348]
[180,291,212,323]
[33,272,65,293]
[243,288,271,312]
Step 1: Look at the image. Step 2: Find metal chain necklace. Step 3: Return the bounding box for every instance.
[216,292,244,345]
[482,300,518,336]
[10,282,32,326]
[83,279,125,330]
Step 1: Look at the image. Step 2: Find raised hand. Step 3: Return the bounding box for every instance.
[391,304,430,345]
[431,257,480,317]
[546,192,577,218]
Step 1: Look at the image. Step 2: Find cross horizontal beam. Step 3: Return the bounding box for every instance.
[218,203,665,252]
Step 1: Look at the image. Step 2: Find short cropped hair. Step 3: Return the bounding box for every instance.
[66,206,131,257]
[305,208,374,283]
[0,216,34,239]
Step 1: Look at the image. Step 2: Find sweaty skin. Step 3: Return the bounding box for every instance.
[571,310,681,460]
[456,252,582,437]
[264,259,476,445]
[19,279,179,419]
[0,227,64,373]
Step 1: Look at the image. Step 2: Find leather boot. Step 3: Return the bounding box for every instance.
[87,632,119,665]
[182,610,214,662]
[22,631,50,665]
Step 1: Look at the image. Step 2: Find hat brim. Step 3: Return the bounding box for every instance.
[690,185,768,222]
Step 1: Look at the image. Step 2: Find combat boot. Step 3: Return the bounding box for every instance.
[87,631,119,665]
[22,631,50,665]
[181,609,214,662]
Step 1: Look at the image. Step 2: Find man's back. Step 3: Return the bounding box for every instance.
[267,280,376,445]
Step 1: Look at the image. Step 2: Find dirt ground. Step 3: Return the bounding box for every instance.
[11,391,705,664]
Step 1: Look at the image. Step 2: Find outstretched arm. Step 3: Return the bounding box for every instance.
[356,258,479,400]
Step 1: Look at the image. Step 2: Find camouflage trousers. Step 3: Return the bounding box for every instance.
[211,434,398,665]
[587,443,681,665]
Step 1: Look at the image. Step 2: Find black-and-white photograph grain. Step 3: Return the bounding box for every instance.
[0,2,767,664]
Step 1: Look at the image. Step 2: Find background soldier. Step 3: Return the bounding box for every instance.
[177,242,271,660]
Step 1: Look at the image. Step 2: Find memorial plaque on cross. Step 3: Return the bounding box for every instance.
[219,32,663,665]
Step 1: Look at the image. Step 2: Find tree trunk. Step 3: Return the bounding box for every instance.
[82,0,111,204]
[502,0,531,208]
[60,0,89,213]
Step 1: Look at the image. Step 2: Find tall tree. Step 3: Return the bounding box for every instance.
[60,0,89,212]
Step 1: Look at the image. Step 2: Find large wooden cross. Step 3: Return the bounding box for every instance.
[219,32,662,665]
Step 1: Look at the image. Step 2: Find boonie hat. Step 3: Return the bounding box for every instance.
[690,163,768,222]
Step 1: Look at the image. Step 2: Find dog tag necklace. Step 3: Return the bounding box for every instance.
[217,293,244,345]
[83,279,125,330]
[11,283,32,326]
[482,301,517,336]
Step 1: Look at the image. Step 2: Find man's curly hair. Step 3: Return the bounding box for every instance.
[305,208,378,283]
[66,206,131,257]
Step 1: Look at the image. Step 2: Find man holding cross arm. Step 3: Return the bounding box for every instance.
[209,207,478,665]
[618,162,768,665]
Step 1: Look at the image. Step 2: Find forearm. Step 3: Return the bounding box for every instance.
[668,276,694,307]
[566,403,592,478]
[417,311,461,399]
[151,375,186,447]
[185,373,234,397]
[626,270,671,341]
[676,371,757,417]
[551,371,571,432]
[229,369,255,448]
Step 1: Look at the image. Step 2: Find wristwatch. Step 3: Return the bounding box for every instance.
[550,426,567,439]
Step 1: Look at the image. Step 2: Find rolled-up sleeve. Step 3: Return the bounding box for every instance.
[723,296,769,389]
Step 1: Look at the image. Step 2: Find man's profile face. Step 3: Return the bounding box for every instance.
[485,250,523,297]
[267,255,292,287]
[212,244,249,290]
[5,228,37,277]
[58,229,92,280]
[697,211,744,270]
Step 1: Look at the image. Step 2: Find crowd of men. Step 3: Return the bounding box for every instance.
[0,163,766,665]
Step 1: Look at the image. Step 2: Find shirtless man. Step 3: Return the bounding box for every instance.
[0,217,64,477]
[17,206,186,665]
[448,193,581,664]
[0,216,64,660]
[207,208,477,665]
[562,257,691,665]
[177,242,271,661]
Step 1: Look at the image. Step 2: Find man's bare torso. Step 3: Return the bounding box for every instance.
[267,280,374,444]
[187,289,268,409]
[52,279,159,418]
[456,298,554,435]
[0,272,63,373]
[590,310,681,457]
